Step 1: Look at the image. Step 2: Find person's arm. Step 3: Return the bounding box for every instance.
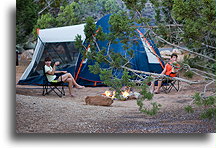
[161,64,167,75]
[52,61,67,74]
[55,70,67,74]
[45,62,59,75]
[161,68,166,75]
[173,64,181,75]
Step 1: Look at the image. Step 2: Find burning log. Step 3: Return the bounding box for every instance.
[85,96,113,106]
[128,92,141,100]
[101,88,141,101]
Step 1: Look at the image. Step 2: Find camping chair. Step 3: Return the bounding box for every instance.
[161,76,180,94]
[152,74,180,94]
[42,68,65,97]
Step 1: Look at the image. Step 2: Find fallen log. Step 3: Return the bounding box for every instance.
[85,96,113,106]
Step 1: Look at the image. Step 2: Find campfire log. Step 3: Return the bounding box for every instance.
[85,96,113,106]
[127,95,137,100]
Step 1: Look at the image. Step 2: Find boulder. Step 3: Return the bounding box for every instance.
[160,50,172,56]
[85,96,113,106]
[172,49,182,54]
[20,49,34,61]
[24,42,36,50]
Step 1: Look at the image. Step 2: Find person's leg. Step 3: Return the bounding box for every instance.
[150,81,155,93]
[58,73,84,88]
[58,73,71,82]
[64,78,74,97]
[67,73,84,88]
[154,80,162,93]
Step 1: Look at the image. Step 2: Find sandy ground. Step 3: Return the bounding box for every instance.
[16,63,215,133]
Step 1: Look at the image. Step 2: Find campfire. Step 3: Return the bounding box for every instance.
[121,90,130,98]
[102,87,139,100]
[102,90,117,99]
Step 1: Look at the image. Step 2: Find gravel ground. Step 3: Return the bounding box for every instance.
[16,65,215,133]
[16,88,215,133]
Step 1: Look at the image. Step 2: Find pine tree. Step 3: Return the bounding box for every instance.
[16,0,39,44]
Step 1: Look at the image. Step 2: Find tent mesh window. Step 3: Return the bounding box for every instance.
[32,42,79,76]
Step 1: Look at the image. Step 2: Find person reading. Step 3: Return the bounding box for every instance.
[44,57,84,97]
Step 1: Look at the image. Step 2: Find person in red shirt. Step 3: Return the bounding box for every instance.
[151,53,180,94]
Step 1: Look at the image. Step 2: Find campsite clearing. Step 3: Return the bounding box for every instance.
[16,64,215,133]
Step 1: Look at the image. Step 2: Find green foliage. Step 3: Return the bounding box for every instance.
[184,105,194,113]
[32,0,124,39]
[37,0,69,15]
[16,0,39,44]
[32,13,56,38]
[123,0,147,12]
[202,96,216,106]
[183,71,194,78]
[84,17,97,42]
[109,12,133,35]
[183,54,215,75]
[99,70,135,94]
[88,62,102,75]
[56,2,81,27]
[187,93,216,120]
[74,35,83,47]
[172,0,216,57]
[139,102,162,116]
[193,92,203,106]
[212,63,216,75]
[136,77,161,116]
[139,77,154,100]
[200,108,216,120]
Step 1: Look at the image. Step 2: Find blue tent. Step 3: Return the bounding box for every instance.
[75,14,164,86]
[18,14,164,86]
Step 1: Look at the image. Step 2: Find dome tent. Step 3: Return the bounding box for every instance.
[18,23,86,85]
[18,14,164,86]
[75,14,164,86]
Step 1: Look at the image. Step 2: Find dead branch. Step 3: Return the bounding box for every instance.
[131,24,183,29]
[122,66,204,84]
[38,0,54,15]
[191,68,216,78]
[150,31,216,62]
[203,80,215,97]
[92,35,101,51]
[201,42,216,50]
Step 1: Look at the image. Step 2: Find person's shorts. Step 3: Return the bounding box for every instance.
[154,75,173,85]
[162,75,173,83]
[51,76,59,83]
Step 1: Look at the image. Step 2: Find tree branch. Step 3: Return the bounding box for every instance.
[122,66,204,84]
[38,0,54,15]
[203,80,215,97]
[131,24,183,29]
[150,31,216,62]
[201,43,216,50]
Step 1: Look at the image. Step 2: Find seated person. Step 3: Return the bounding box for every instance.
[44,57,84,97]
[151,53,180,94]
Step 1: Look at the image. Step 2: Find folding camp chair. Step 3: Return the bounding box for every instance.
[152,75,180,94]
[161,77,180,94]
[42,68,65,97]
